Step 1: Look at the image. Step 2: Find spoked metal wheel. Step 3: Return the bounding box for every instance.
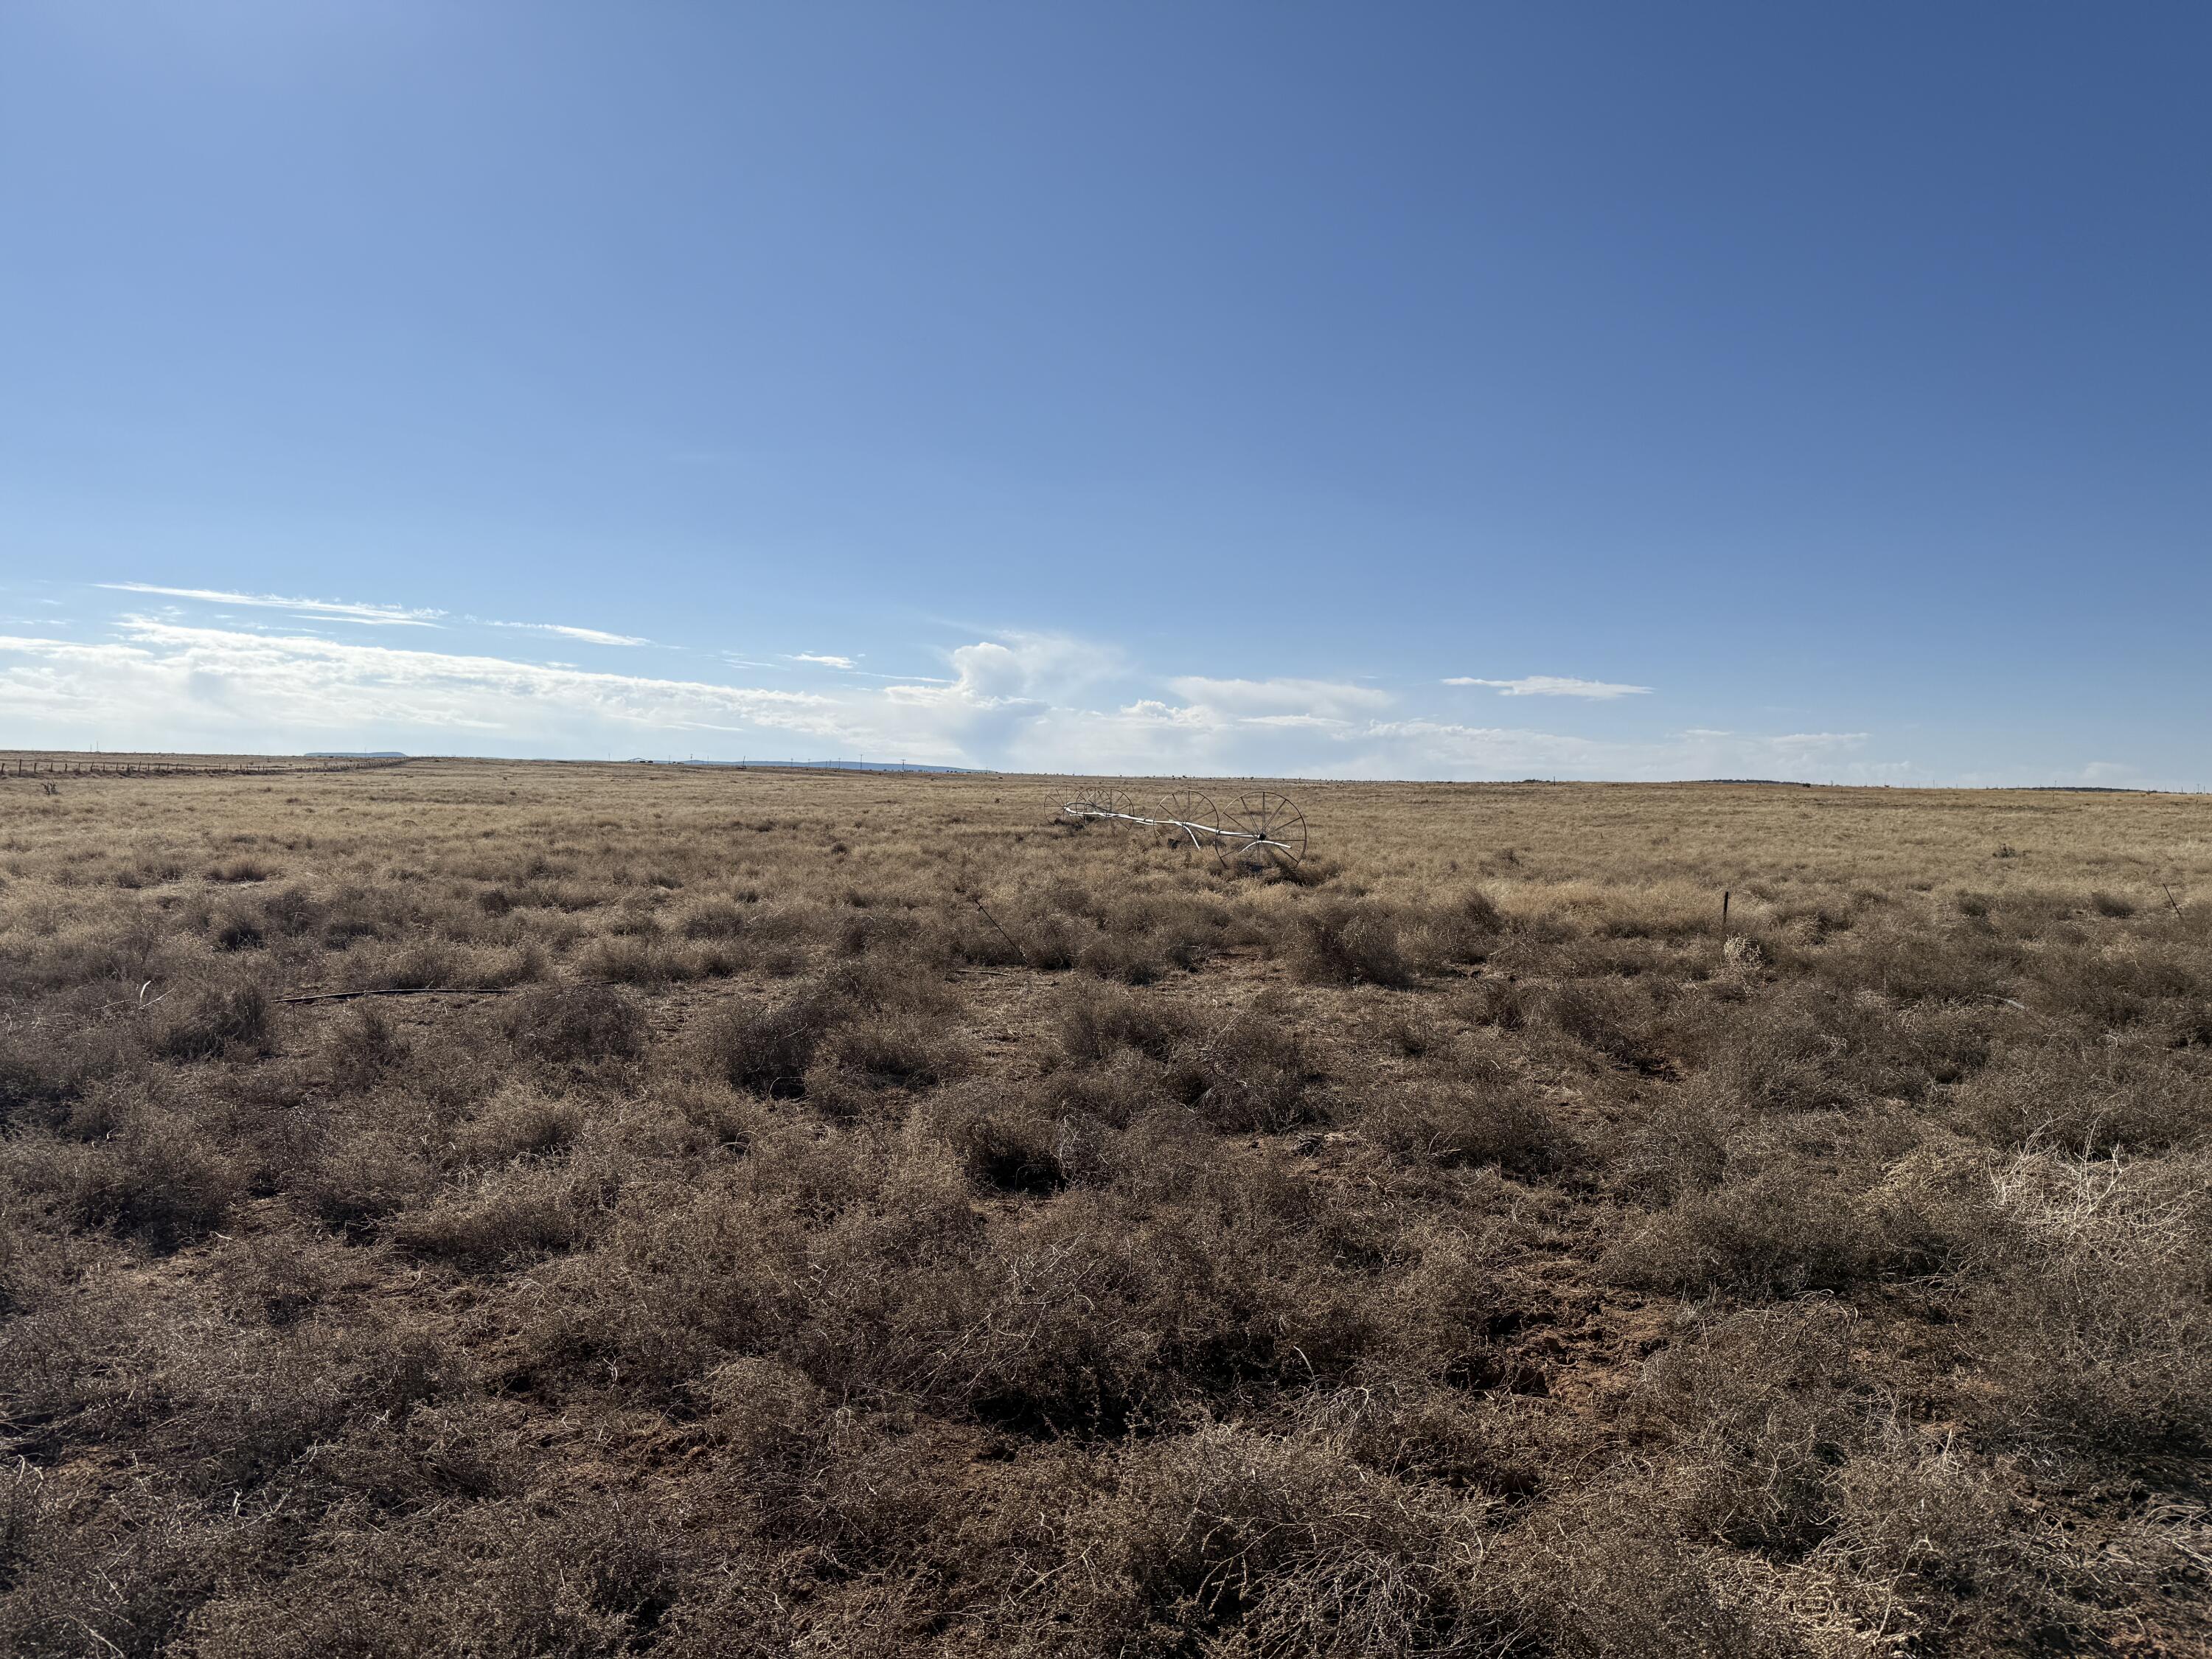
[1152,788,1220,851]
[1065,780,1125,821]
[1217,791,1307,872]
[1091,782,1141,827]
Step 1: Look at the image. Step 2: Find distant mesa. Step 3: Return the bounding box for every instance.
[307,751,407,759]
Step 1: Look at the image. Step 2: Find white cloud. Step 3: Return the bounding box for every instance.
[0,619,1900,781]
[1165,677,1392,721]
[792,653,858,669]
[484,620,650,647]
[1767,732,1865,750]
[97,583,442,627]
[1341,720,1871,782]
[1444,675,1652,699]
[0,623,863,753]
[1,622,1152,768]
[100,585,649,647]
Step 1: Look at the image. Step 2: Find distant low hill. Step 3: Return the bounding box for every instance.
[625,758,987,774]
[306,751,408,759]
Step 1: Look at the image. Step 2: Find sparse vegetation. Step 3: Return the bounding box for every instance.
[4,758,2211,1654]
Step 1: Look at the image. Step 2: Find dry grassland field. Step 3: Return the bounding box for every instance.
[7,757,2212,1657]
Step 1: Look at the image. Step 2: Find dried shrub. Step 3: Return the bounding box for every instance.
[499,983,647,1063]
[1413,886,1506,967]
[153,978,271,1062]
[821,1012,968,1091]
[1287,899,1415,987]
[678,900,748,939]
[46,1110,243,1248]
[0,1015,137,1129]
[1538,978,1669,1072]
[260,886,322,937]
[1170,1001,1326,1133]
[1953,1036,2212,1153]
[1605,1158,1896,1297]
[319,1001,411,1095]
[212,907,265,952]
[1834,925,2019,1004]
[1057,982,1190,1065]
[1365,1076,1566,1175]
[298,1129,439,1235]
[449,1085,582,1166]
[1967,1152,2212,1458]
[1044,1421,1495,1655]
[575,933,682,984]
[927,1084,1069,1194]
[1632,1304,1864,1554]
[393,1165,601,1270]
[1607,1093,1730,1204]
[698,985,845,1098]
[1458,975,1526,1031]
[1077,930,1169,985]
[1382,1222,1552,1391]
[1690,982,1991,1109]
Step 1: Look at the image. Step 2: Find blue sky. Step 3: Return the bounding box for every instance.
[4,3,2207,782]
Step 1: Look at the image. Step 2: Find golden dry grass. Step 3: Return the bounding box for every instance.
[4,757,2211,1655]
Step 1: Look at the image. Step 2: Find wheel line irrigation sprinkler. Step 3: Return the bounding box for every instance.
[1059,784,1309,872]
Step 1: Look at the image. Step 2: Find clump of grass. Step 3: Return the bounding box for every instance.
[1365,1075,1567,1175]
[819,1012,967,1093]
[1170,998,1326,1132]
[1412,886,1506,967]
[11,1093,244,1248]
[1538,978,1669,1072]
[1057,982,1190,1065]
[678,900,748,939]
[298,1127,439,1234]
[451,1085,583,1166]
[697,984,846,1098]
[1604,1157,1898,1297]
[1043,1420,1494,1655]
[319,1001,411,1093]
[1287,899,1414,987]
[1964,1150,2212,1460]
[154,977,271,1061]
[1077,931,1170,984]
[500,983,647,1063]
[394,1164,601,1269]
[926,1083,1069,1194]
[1953,1035,2212,1153]
[212,907,265,951]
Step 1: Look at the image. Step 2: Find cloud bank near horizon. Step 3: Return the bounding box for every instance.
[0,585,1919,783]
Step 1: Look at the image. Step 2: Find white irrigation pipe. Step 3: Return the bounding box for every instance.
[1059,802,1295,858]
